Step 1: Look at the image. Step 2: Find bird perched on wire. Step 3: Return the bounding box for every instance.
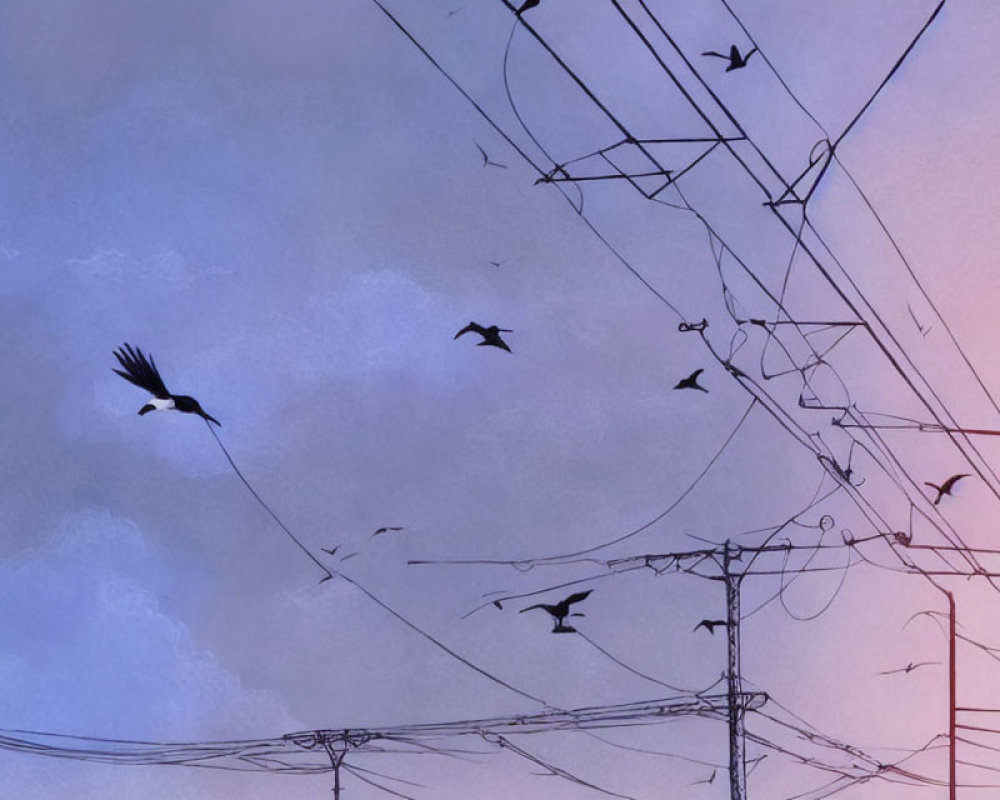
[702,44,758,72]
[520,590,592,633]
[674,368,708,392]
[924,474,970,505]
[454,322,513,353]
[693,619,728,635]
[112,343,220,426]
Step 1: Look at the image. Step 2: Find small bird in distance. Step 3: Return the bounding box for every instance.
[674,368,708,392]
[906,303,932,338]
[520,590,592,633]
[112,343,221,426]
[372,526,405,537]
[702,44,758,72]
[455,322,513,353]
[321,545,341,557]
[694,619,728,635]
[879,661,940,676]
[475,142,507,169]
[689,769,716,786]
[924,474,970,505]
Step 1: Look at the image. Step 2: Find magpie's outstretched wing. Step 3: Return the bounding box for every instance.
[113,343,170,399]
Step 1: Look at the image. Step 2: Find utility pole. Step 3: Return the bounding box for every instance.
[949,590,956,800]
[322,738,347,800]
[724,541,747,800]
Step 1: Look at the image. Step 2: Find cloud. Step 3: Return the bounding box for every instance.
[0,508,299,740]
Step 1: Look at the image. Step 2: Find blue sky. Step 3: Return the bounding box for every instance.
[2,1,999,798]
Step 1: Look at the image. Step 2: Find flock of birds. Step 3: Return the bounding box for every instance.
[111,335,973,636]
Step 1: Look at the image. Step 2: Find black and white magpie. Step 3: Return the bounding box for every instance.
[112,343,221,426]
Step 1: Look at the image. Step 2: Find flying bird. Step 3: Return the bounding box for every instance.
[515,0,540,16]
[112,343,220,426]
[906,303,932,338]
[321,546,341,557]
[924,474,970,505]
[520,590,592,633]
[694,619,728,635]
[475,142,508,169]
[702,44,758,72]
[489,259,505,268]
[372,526,405,537]
[674,368,708,392]
[454,322,513,353]
[689,769,716,786]
[879,661,941,676]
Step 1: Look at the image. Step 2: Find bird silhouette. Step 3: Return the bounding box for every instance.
[520,590,592,633]
[489,259,505,268]
[674,368,708,392]
[924,474,970,505]
[112,343,220,426]
[689,769,716,786]
[878,661,940,676]
[475,142,508,169]
[702,44,758,72]
[454,322,513,353]
[372,526,405,537]
[906,303,932,338]
[321,546,340,557]
[516,0,540,16]
[694,619,728,635]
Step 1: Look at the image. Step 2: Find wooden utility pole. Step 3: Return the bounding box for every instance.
[724,541,747,800]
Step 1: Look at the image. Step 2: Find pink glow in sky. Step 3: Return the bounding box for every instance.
[2,1,999,798]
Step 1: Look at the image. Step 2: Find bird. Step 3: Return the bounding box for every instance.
[321,546,340,557]
[924,474,970,505]
[702,44,758,72]
[520,590,592,633]
[689,769,716,786]
[515,0,540,16]
[694,619,728,635]
[372,526,405,537]
[488,259,505,268]
[475,142,508,169]
[674,368,708,392]
[906,303,932,338]
[454,322,513,353]
[112,343,220,426]
[878,661,940,676]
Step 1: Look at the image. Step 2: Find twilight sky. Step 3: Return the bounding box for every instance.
[2,1,1000,798]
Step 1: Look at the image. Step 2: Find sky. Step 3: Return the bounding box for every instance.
[2,1,1000,798]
